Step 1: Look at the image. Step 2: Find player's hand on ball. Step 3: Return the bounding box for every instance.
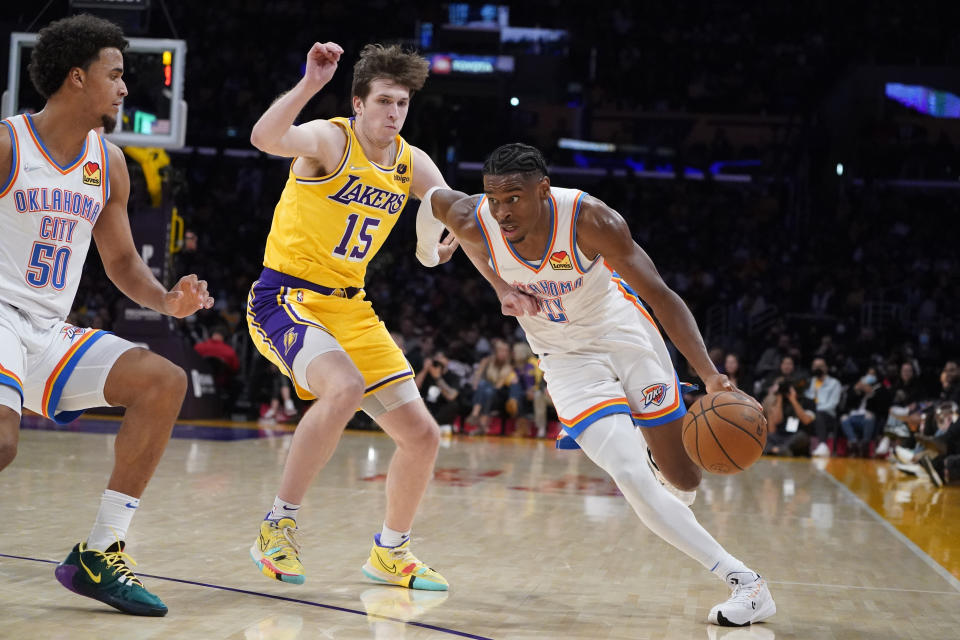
[703,373,735,394]
[437,232,459,264]
[704,373,762,411]
[500,289,538,317]
[304,42,343,89]
[163,274,214,318]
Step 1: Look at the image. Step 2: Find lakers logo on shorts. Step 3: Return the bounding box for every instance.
[282,327,299,356]
[82,161,101,186]
[549,251,573,271]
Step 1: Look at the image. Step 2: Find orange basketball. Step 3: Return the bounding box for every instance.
[682,391,767,474]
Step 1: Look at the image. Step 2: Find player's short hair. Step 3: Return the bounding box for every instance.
[28,14,128,99]
[351,44,429,102]
[482,143,548,180]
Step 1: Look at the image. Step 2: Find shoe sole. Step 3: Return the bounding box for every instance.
[250,545,305,584]
[361,561,449,591]
[55,563,168,616]
[709,583,776,627]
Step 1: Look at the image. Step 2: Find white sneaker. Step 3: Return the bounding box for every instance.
[708,573,776,626]
[646,446,696,506]
[894,445,916,465]
[812,442,831,457]
[875,436,890,457]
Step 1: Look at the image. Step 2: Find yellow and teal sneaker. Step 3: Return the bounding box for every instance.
[54,541,167,616]
[361,534,448,591]
[251,517,305,584]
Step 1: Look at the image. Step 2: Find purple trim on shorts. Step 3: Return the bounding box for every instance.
[247,280,308,374]
[365,370,414,394]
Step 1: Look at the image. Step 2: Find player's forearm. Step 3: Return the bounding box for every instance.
[105,252,168,313]
[648,288,717,381]
[460,240,514,300]
[250,79,320,151]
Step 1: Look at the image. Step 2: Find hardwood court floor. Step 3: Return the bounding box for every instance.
[2,420,959,639]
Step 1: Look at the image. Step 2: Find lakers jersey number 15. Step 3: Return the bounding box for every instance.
[262,116,413,289]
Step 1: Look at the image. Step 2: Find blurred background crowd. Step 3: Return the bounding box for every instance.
[3,1,957,479]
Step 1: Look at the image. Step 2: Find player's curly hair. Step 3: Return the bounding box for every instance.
[482,143,549,179]
[351,44,429,103]
[28,14,128,99]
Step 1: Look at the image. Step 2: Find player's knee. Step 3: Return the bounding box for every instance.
[417,419,441,452]
[396,416,440,454]
[323,372,365,409]
[155,361,188,400]
[0,418,19,470]
[0,439,15,470]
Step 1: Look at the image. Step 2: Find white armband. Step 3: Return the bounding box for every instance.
[416,186,447,267]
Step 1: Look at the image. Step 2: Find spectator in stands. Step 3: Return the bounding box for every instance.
[465,339,518,435]
[415,351,462,435]
[761,355,797,398]
[911,401,960,487]
[893,361,924,406]
[194,326,239,373]
[510,342,549,437]
[839,367,889,457]
[723,353,754,399]
[939,360,960,404]
[260,365,298,425]
[806,357,841,456]
[763,377,817,456]
[755,334,793,380]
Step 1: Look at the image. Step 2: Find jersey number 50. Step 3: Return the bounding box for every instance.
[26,241,72,290]
[333,213,381,262]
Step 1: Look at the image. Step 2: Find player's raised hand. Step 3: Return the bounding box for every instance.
[304,42,343,90]
[437,232,460,264]
[500,289,539,317]
[163,274,215,318]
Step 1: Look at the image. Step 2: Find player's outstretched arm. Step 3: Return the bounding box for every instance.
[93,143,214,318]
[426,188,538,317]
[249,42,346,165]
[576,197,732,393]
[410,147,459,265]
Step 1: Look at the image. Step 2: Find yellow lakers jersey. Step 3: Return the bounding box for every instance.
[262,116,413,288]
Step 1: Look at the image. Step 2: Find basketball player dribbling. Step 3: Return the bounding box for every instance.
[245,41,514,590]
[418,143,776,626]
[0,15,213,616]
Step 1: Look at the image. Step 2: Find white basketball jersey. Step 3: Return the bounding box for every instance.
[0,114,108,322]
[476,186,662,355]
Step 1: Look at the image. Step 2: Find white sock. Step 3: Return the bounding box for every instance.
[576,414,747,574]
[379,523,410,547]
[267,496,300,522]
[710,554,755,586]
[86,489,139,551]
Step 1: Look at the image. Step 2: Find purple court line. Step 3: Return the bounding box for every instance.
[0,552,494,640]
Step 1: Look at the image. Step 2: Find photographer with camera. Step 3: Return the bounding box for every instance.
[762,376,817,456]
[415,350,464,435]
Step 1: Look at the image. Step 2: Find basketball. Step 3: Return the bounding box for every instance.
[682,391,767,474]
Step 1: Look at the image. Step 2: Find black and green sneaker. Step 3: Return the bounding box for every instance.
[55,541,168,616]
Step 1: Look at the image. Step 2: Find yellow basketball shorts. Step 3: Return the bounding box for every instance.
[246,268,412,400]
